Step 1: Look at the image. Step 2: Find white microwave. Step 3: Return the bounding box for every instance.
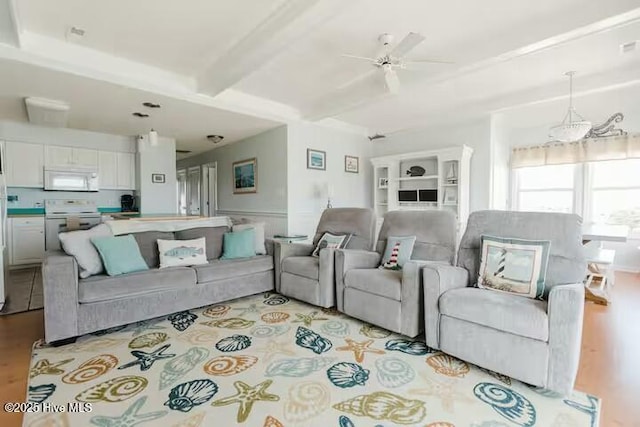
[44,167,99,192]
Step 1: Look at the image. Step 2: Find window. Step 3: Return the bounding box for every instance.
[512,159,640,235]
[513,164,577,214]
[588,159,640,235]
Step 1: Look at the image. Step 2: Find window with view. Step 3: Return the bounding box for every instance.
[512,159,640,236]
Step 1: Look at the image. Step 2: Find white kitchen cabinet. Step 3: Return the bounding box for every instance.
[98,151,118,189]
[73,148,98,167]
[116,152,136,190]
[9,217,45,266]
[45,145,98,168]
[4,141,45,187]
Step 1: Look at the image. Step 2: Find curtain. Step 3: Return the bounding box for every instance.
[511,133,640,168]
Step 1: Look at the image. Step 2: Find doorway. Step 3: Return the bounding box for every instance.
[201,163,218,217]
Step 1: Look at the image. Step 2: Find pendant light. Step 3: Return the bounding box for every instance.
[549,71,592,142]
[149,129,159,146]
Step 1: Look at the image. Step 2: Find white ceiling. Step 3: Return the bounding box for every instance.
[1,0,639,152]
[0,58,280,158]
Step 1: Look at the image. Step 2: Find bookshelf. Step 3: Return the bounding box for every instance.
[371,145,473,231]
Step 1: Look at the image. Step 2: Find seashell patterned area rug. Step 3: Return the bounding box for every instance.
[24,292,599,427]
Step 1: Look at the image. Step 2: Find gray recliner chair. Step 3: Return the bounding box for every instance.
[274,208,376,308]
[423,210,586,395]
[335,210,457,337]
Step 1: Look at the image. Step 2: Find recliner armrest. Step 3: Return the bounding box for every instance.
[423,264,469,349]
[335,249,381,311]
[273,242,315,291]
[546,283,585,395]
[43,250,80,343]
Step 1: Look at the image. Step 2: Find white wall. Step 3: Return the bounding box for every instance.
[287,122,372,237]
[372,118,492,213]
[137,135,178,214]
[0,120,135,209]
[177,126,289,235]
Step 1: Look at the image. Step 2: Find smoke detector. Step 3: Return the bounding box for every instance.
[24,97,70,127]
[207,135,224,144]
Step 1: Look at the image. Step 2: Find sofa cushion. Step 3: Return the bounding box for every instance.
[344,268,402,301]
[282,256,319,280]
[78,267,196,303]
[175,226,228,260]
[439,287,549,341]
[132,231,175,268]
[193,255,273,284]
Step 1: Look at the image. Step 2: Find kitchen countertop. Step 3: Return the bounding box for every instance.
[106,214,203,221]
[7,208,139,218]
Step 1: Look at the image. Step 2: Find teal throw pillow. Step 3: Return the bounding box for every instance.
[221,228,256,260]
[380,236,416,270]
[91,235,149,276]
[477,235,551,300]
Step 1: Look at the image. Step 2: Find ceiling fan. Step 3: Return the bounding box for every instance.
[342,32,452,94]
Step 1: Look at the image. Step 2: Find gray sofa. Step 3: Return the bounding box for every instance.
[43,225,274,343]
[275,208,376,308]
[336,210,457,337]
[423,210,586,395]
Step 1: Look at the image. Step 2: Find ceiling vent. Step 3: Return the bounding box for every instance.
[176,149,192,154]
[24,97,70,127]
[620,40,637,54]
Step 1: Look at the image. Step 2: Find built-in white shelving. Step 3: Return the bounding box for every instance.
[371,145,473,232]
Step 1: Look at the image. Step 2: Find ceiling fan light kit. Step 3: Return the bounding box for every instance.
[548,71,592,142]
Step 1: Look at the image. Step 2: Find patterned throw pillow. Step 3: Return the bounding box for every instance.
[157,237,208,268]
[311,232,351,257]
[478,235,551,300]
[379,236,416,270]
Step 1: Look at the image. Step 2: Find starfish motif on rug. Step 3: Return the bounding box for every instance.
[293,311,328,326]
[409,372,474,412]
[30,358,74,379]
[336,338,385,363]
[211,380,280,423]
[253,339,296,362]
[232,303,262,316]
[90,396,168,427]
[118,344,176,371]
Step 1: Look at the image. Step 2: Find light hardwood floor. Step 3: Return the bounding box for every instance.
[1,273,639,426]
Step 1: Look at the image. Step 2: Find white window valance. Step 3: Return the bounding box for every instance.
[511,133,640,169]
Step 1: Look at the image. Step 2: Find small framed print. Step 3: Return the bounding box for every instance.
[307,149,326,170]
[444,187,458,204]
[151,173,165,184]
[378,177,389,188]
[233,157,258,194]
[344,155,359,173]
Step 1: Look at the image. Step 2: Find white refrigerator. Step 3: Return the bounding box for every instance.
[0,141,7,311]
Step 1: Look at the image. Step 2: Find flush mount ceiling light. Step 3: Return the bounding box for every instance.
[142,102,161,108]
[549,71,592,142]
[132,112,149,118]
[207,135,224,144]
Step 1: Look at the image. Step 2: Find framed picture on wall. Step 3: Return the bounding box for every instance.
[307,149,326,170]
[233,157,257,194]
[344,155,359,173]
[151,173,165,183]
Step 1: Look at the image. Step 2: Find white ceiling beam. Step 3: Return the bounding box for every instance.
[0,0,22,47]
[197,0,355,96]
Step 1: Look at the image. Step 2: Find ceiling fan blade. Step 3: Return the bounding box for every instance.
[390,32,425,58]
[341,54,376,62]
[383,65,400,94]
[404,58,454,65]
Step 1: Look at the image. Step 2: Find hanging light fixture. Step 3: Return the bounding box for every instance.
[149,129,159,146]
[549,71,592,142]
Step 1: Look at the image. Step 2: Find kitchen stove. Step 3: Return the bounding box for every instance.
[45,200,102,251]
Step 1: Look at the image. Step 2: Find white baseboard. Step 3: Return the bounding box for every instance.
[613,265,640,273]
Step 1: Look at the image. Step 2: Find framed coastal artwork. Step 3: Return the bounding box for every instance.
[307,149,326,170]
[344,155,359,173]
[233,158,257,194]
